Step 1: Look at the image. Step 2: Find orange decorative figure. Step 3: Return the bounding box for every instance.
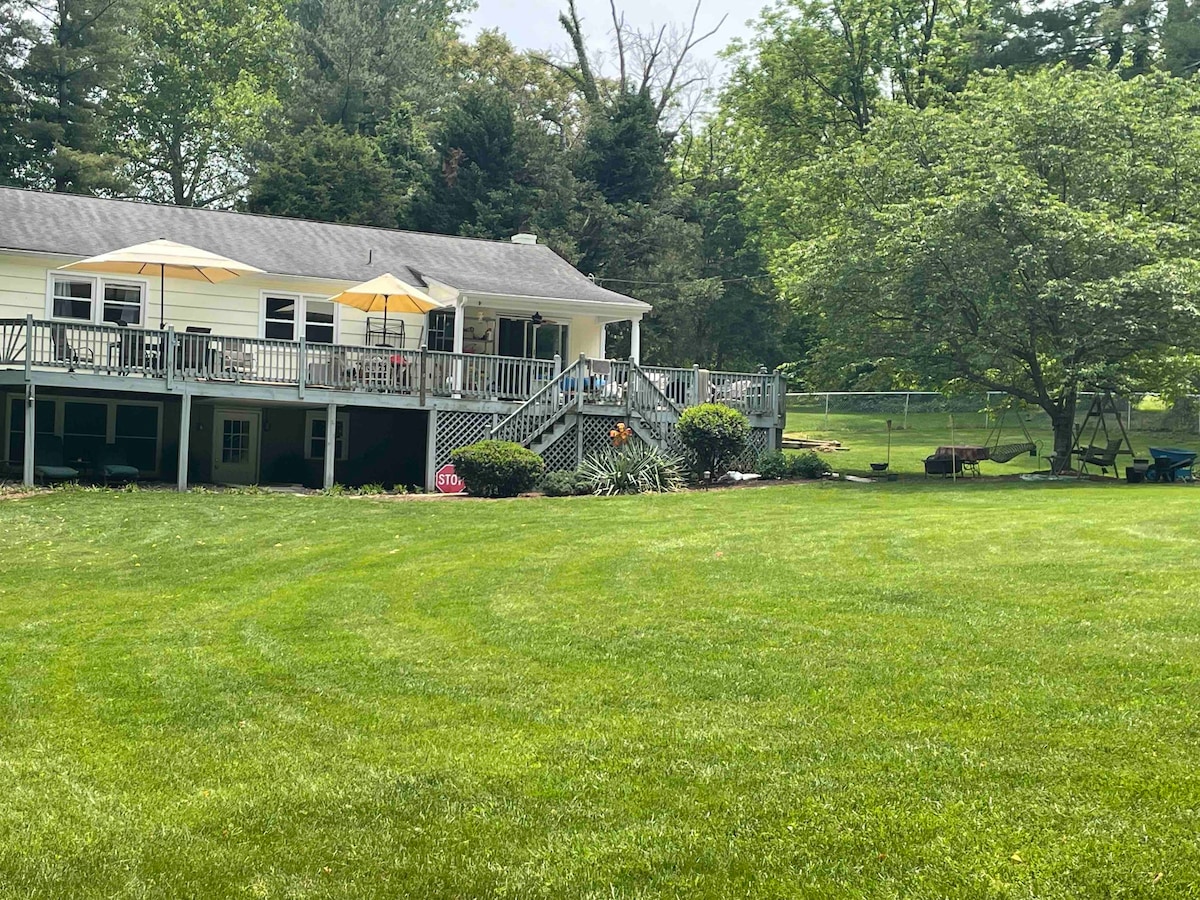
[609,422,633,447]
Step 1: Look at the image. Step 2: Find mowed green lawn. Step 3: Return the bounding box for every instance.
[1,483,1199,898]
[785,407,1200,477]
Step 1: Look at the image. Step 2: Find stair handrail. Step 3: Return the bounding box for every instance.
[490,357,585,445]
[627,362,680,445]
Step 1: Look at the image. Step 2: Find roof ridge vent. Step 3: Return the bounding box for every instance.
[510,233,538,245]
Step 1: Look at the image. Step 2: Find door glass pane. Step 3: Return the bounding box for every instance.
[497,318,524,358]
[426,309,455,352]
[221,418,250,463]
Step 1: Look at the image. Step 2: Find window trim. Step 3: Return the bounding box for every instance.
[304,410,350,461]
[44,271,149,327]
[259,291,340,344]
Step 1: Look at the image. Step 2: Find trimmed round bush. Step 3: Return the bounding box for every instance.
[677,403,750,479]
[539,470,585,497]
[755,450,790,480]
[789,450,831,479]
[450,440,544,498]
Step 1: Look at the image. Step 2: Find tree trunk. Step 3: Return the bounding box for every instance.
[1049,392,1077,467]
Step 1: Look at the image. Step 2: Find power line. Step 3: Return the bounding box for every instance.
[589,273,775,287]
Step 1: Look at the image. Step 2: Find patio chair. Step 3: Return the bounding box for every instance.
[220,339,255,379]
[49,323,94,371]
[33,435,80,484]
[179,327,215,376]
[94,443,139,485]
[108,321,161,374]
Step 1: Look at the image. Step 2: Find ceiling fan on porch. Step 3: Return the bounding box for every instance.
[529,311,558,325]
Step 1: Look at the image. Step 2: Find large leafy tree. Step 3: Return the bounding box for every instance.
[779,66,1200,455]
[110,0,288,206]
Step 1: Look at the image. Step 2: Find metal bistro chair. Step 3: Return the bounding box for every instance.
[49,323,94,372]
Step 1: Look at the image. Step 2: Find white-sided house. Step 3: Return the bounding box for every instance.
[0,188,785,489]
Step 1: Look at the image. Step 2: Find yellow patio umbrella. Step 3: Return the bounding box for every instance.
[60,239,265,328]
[326,273,444,342]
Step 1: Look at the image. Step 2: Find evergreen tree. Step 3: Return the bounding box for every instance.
[13,0,128,193]
[1163,0,1200,76]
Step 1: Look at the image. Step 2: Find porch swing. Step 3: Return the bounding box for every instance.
[1071,391,1132,476]
[984,403,1039,463]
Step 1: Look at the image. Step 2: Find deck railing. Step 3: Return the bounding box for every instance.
[0,318,783,418]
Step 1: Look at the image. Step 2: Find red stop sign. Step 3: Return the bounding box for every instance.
[435,463,466,494]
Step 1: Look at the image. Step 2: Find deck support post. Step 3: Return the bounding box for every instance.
[598,323,607,360]
[630,317,641,364]
[22,382,35,487]
[177,392,191,491]
[425,407,438,492]
[452,298,465,394]
[323,402,337,490]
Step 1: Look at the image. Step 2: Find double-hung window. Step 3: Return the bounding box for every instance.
[51,276,95,321]
[49,274,145,326]
[263,294,337,343]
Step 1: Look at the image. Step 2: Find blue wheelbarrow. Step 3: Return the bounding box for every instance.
[1145,447,1197,483]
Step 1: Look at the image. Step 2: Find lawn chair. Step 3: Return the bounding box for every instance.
[1076,439,1124,477]
[179,327,215,377]
[924,454,964,477]
[219,339,255,379]
[33,435,80,484]
[49,323,94,372]
[94,443,139,486]
[107,321,161,375]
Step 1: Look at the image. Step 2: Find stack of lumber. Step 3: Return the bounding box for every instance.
[781,436,848,452]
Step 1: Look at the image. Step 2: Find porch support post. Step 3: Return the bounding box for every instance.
[630,317,641,364]
[425,407,439,492]
[176,391,191,491]
[452,298,465,393]
[323,402,337,490]
[598,322,607,360]
[22,382,35,487]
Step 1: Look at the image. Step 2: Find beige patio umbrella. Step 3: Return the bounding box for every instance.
[61,239,265,328]
[326,273,443,342]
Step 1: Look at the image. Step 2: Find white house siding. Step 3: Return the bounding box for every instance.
[0,252,616,359]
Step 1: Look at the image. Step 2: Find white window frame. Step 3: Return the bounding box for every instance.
[304,410,349,461]
[45,271,149,327]
[259,292,340,344]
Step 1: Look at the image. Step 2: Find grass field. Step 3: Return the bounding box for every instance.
[2,484,1199,898]
[784,406,1200,477]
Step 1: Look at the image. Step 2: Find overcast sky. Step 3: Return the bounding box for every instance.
[466,0,760,75]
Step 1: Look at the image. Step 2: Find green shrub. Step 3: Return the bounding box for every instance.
[789,450,831,479]
[756,450,790,480]
[539,470,585,497]
[578,444,685,495]
[355,482,386,495]
[451,440,545,498]
[677,403,750,478]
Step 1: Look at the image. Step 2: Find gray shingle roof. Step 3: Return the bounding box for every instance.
[0,187,648,310]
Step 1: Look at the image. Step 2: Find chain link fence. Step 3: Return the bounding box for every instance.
[786,392,1200,435]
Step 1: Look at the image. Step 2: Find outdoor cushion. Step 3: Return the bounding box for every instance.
[100,464,139,480]
[34,464,79,480]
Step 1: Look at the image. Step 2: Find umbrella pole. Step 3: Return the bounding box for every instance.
[159,268,165,329]
[382,299,388,347]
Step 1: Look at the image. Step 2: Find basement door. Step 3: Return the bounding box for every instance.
[212,408,261,484]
